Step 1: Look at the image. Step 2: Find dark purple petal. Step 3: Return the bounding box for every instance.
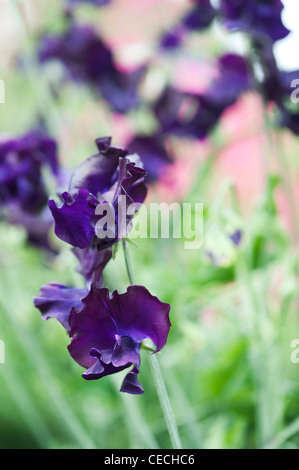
[82,351,128,380]
[207,53,253,106]
[111,335,140,368]
[67,284,171,393]
[68,136,128,197]
[109,285,171,353]
[68,286,116,369]
[153,54,252,139]
[0,130,58,213]
[120,367,144,395]
[38,24,113,84]
[33,283,88,331]
[71,245,112,286]
[68,0,110,5]
[220,0,290,42]
[159,30,183,50]
[127,134,173,181]
[49,190,98,248]
[97,66,146,113]
[38,24,145,113]
[182,0,216,31]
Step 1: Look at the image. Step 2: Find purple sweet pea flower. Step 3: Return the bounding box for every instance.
[159,29,183,51]
[154,53,252,139]
[68,0,110,5]
[0,130,59,251]
[0,130,58,213]
[38,24,145,113]
[67,284,171,394]
[253,41,299,135]
[229,229,242,246]
[159,0,215,51]
[182,0,216,31]
[219,0,290,43]
[49,137,147,250]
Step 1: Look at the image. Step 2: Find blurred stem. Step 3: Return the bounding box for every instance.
[122,239,182,449]
[12,0,61,134]
[264,109,299,243]
[265,416,299,449]
[122,239,135,285]
[0,292,97,449]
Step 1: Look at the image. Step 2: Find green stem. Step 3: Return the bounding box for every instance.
[148,354,182,449]
[122,239,182,449]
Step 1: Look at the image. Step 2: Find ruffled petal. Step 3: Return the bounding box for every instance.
[68,137,127,197]
[109,285,171,353]
[120,367,144,395]
[33,283,88,331]
[67,286,116,369]
[49,189,98,248]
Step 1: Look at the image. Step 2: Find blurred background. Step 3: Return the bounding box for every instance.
[1,0,299,449]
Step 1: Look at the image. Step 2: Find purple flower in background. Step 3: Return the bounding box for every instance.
[68,0,110,5]
[159,0,216,50]
[0,130,58,213]
[49,137,147,250]
[219,0,290,42]
[38,23,145,113]
[0,130,59,250]
[253,41,299,135]
[154,53,252,139]
[159,29,183,51]
[182,0,216,31]
[67,284,171,394]
[127,134,173,181]
[229,229,242,246]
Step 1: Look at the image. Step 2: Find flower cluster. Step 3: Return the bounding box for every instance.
[153,53,253,140]
[0,130,59,250]
[160,0,289,48]
[34,137,171,394]
[158,0,299,136]
[38,23,146,114]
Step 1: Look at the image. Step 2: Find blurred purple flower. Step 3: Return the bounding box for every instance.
[219,0,290,42]
[0,130,59,250]
[127,134,173,181]
[182,0,216,31]
[159,0,216,50]
[68,0,110,5]
[254,42,299,135]
[229,229,242,246]
[38,24,145,113]
[49,137,147,249]
[154,53,253,139]
[0,130,58,213]
[159,29,183,50]
[67,284,171,394]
